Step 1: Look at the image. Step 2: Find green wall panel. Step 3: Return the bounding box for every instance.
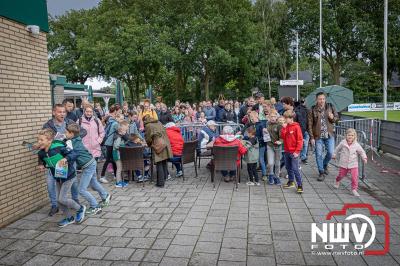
[0,0,49,32]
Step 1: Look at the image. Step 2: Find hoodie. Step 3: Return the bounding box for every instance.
[280,122,303,154]
[166,126,184,156]
[70,136,95,169]
[214,134,247,166]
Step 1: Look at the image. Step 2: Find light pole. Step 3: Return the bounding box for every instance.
[383,0,388,120]
[296,31,299,101]
[319,0,323,88]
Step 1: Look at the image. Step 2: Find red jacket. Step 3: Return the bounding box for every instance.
[280,122,303,154]
[166,126,184,156]
[214,135,247,166]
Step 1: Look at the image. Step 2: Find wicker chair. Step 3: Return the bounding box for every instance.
[197,147,213,168]
[179,140,198,181]
[119,146,146,187]
[211,145,240,190]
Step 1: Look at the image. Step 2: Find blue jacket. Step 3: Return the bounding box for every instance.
[203,107,216,121]
[215,105,226,122]
[70,136,95,169]
[103,117,119,146]
[198,126,218,149]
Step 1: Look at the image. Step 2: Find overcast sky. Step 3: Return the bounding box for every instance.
[47,0,110,90]
[47,0,100,17]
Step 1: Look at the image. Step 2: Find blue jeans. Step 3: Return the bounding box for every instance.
[284,152,302,186]
[259,146,267,176]
[79,161,108,208]
[221,170,236,177]
[300,132,310,161]
[168,156,182,173]
[47,170,79,208]
[315,136,335,173]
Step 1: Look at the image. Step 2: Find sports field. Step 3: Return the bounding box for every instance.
[342,110,400,122]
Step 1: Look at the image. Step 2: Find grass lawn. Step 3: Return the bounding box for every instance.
[342,111,400,122]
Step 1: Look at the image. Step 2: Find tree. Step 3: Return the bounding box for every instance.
[287,0,365,85]
[48,10,95,84]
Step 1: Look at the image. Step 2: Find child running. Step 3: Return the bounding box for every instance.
[332,128,367,197]
[280,110,304,193]
[37,128,86,227]
[266,110,282,185]
[113,120,130,187]
[65,124,111,215]
[243,127,260,186]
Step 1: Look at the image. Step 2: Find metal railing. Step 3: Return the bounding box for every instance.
[336,118,381,154]
[334,126,368,185]
[178,122,244,141]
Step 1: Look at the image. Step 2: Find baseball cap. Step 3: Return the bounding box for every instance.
[207,120,217,126]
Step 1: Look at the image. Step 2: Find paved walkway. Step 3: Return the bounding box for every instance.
[0,155,400,266]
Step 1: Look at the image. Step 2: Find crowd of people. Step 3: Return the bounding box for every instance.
[36,91,368,227]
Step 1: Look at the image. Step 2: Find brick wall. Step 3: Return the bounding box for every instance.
[0,17,51,227]
[53,85,64,104]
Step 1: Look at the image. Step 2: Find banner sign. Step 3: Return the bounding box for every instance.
[348,102,400,112]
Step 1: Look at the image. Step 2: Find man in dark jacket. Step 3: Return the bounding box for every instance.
[238,97,255,124]
[215,99,226,122]
[294,99,309,164]
[158,103,174,125]
[222,103,237,122]
[42,104,86,216]
[308,92,339,181]
[63,99,78,122]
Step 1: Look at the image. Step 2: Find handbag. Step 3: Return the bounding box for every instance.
[152,135,167,154]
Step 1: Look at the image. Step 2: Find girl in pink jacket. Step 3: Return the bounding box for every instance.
[332,128,367,197]
[80,106,105,160]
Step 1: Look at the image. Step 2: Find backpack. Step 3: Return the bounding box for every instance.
[101,119,117,146]
[78,117,100,136]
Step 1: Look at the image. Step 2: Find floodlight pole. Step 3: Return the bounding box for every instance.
[319,0,323,88]
[383,0,388,120]
[296,31,299,101]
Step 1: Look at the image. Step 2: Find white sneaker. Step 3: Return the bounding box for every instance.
[99,177,109,184]
[176,171,183,177]
[255,182,261,186]
[333,181,340,189]
[246,181,254,186]
[166,174,172,181]
[285,174,288,179]
[352,190,360,197]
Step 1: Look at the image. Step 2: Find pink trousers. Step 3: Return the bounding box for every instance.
[336,167,359,190]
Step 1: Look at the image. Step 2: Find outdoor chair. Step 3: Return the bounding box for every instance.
[179,140,198,181]
[211,145,240,190]
[197,147,213,168]
[119,146,146,187]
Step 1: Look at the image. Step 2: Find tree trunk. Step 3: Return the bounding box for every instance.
[135,75,140,103]
[176,69,184,98]
[267,67,271,99]
[332,62,341,85]
[204,62,210,100]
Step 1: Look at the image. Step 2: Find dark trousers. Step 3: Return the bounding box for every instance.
[247,163,259,182]
[168,156,182,172]
[100,145,117,177]
[156,160,168,187]
[221,170,236,177]
[284,152,302,186]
